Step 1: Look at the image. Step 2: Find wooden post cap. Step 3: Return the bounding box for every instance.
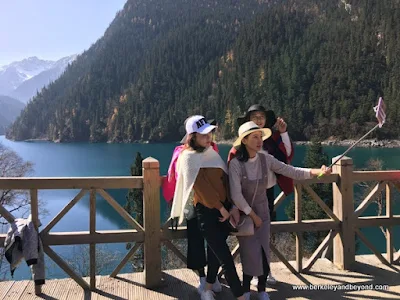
[332,156,353,166]
[142,157,160,169]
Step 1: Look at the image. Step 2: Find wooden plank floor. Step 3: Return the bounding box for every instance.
[1,255,399,300]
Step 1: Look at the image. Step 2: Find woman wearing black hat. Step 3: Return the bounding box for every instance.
[227,104,294,286]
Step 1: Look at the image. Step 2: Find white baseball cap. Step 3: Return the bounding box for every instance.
[179,115,216,144]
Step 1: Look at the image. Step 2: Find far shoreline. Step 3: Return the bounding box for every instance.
[2,135,400,148]
[215,138,400,149]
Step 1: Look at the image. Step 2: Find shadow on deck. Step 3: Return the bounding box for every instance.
[1,255,399,300]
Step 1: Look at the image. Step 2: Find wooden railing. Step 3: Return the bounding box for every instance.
[0,156,399,295]
[0,157,160,295]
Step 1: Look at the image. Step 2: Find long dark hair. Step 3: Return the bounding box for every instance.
[235,143,250,162]
[187,133,206,153]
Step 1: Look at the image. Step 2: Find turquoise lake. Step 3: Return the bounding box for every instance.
[0,136,399,280]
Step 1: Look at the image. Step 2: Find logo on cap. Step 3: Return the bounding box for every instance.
[196,118,207,129]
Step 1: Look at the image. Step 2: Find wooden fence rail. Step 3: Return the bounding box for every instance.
[0,155,399,296]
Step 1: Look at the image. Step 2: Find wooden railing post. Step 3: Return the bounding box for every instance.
[332,156,355,270]
[386,183,394,263]
[294,184,303,272]
[142,157,161,288]
[89,189,96,290]
[30,189,42,295]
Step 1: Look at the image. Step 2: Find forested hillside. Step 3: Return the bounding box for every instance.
[8,0,400,142]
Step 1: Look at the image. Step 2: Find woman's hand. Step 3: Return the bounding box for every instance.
[310,165,332,177]
[276,117,287,133]
[230,206,240,226]
[320,165,332,175]
[219,207,231,222]
[249,211,262,228]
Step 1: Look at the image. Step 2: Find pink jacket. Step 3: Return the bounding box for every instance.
[162,142,219,204]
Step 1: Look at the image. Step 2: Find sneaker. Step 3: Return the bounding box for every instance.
[201,290,215,300]
[258,291,270,300]
[250,277,258,286]
[212,277,222,293]
[266,272,277,285]
[244,292,251,300]
[197,277,206,294]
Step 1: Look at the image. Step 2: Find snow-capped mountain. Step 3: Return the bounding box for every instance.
[0,55,77,102]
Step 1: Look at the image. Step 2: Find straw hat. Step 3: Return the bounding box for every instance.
[233,121,272,148]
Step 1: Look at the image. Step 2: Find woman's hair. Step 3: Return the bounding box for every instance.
[235,141,250,162]
[186,133,206,153]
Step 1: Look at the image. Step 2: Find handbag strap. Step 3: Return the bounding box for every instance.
[250,177,259,208]
[239,155,261,208]
[250,158,261,207]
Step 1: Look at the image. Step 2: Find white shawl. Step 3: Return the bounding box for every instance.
[170,146,227,224]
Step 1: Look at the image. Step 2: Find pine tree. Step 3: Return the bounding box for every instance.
[125,152,144,226]
[124,152,144,268]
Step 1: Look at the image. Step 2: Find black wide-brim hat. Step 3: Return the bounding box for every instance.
[237,104,277,129]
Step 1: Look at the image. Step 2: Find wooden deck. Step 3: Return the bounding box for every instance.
[1,255,399,300]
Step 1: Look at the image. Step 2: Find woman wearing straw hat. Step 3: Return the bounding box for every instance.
[228,121,330,300]
[229,104,295,220]
[162,118,222,295]
[228,104,294,286]
[170,115,246,300]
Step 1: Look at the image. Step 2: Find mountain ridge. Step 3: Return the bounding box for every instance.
[0,55,77,102]
[6,0,400,143]
[0,95,25,135]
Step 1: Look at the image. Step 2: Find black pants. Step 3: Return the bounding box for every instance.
[243,248,270,292]
[195,203,244,298]
[267,186,276,221]
[186,216,209,271]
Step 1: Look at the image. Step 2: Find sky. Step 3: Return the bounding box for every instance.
[0,0,127,66]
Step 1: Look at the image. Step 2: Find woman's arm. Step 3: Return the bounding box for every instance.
[265,153,330,180]
[280,132,292,157]
[275,117,294,162]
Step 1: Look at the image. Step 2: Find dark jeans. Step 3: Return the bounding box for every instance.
[195,202,244,298]
[186,216,209,271]
[243,248,270,292]
[267,186,276,221]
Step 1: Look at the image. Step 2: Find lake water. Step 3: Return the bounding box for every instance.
[0,136,399,280]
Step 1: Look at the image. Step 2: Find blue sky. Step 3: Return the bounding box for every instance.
[0,0,127,66]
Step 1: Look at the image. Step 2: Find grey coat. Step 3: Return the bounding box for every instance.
[4,215,45,285]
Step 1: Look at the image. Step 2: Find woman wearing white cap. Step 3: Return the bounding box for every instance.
[162,118,221,295]
[228,121,331,300]
[170,115,246,300]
